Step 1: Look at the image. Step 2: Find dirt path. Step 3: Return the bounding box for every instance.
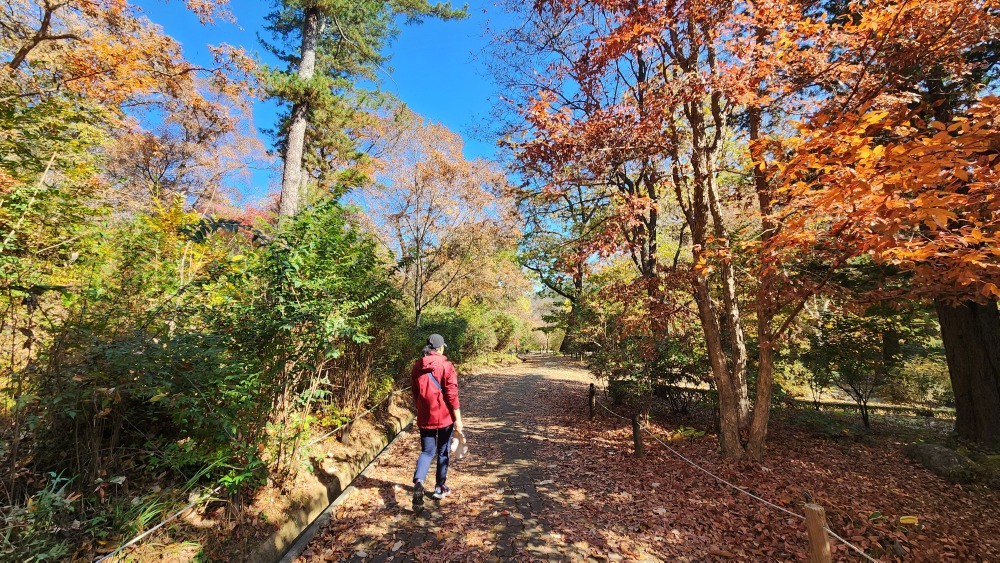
[297,355,1000,562]
[298,354,610,562]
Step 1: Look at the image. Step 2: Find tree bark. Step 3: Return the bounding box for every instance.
[707,178,750,425]
[559,302,578,353]
[414,247,423,327]
[747,329,775,460]
[686,91,745,459]
[278,7,321,217]
[559,273,584,353]
[746,103,776,461]
[692,276,744,459]
[936,298,1000,448]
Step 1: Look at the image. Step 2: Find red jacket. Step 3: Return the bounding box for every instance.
[411,352,460,429]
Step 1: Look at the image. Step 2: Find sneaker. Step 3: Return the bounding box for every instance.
[431,485,451,500]
[412,481,424,507]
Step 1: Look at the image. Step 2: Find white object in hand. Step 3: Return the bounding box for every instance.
[450,429,468,460]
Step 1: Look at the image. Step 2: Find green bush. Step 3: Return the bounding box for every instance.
[411,305,532,364]
[490,311,521,352]
[884,354,951,406]
[415,307,469,361]
[7,198,403,555]
[580,285,708,415]
[460,305,499,359]
[0,473,75,562]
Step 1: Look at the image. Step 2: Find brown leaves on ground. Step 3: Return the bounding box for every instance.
[299,358,999,562]
[536,397,999,561]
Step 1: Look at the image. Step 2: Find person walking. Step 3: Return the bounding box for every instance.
[411,333,463,507]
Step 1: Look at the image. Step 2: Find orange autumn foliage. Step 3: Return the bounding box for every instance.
[777,98,1000,303]
[2,0,252,108]
[510,0,1000,458]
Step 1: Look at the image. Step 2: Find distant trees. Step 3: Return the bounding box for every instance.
[103,78,267,214]
[514,179,606,353]
[798,305,935,429]
[1,0,257,218]
[2,0,244,105]
[350,110,521,327]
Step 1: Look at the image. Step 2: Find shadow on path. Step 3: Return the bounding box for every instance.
[298,355,620,562]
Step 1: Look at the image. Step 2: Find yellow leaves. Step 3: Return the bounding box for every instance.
[691,252,716,277]
[912,193,958,229]
[857,144,886,161]
[862,110,890,125]
[151,199,200,234]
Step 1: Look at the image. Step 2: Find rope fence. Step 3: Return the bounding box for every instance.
[96,487,223,563]
[594,395,878,563]
[101,372,882,561]
[97,386,412,562]
[304,386,411,449]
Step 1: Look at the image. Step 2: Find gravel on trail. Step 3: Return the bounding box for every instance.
[297,355,618,562]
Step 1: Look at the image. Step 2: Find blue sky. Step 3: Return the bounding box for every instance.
[133,0,516,200]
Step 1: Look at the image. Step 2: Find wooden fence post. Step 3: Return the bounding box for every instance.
[340,421,352,445]
[804,503,832,563]
[631,414,644,458]
[589,384,597,420]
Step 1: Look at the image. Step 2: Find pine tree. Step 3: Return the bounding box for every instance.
[261,0,467,216]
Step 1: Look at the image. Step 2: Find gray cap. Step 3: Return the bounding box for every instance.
[427,334,446,349]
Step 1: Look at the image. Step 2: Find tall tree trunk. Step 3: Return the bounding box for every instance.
[414,249,423,327]
[559,301,578,353]
[687,95,746,459]
[746,105,776,461]
[936,298,1000,448]
[693,277,745,459]
[559,273,584,353]
[747,329,775,460]
[707,178,750,425]
[278,7,321,217]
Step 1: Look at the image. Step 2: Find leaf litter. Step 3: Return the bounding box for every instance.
[299,357,1000,562]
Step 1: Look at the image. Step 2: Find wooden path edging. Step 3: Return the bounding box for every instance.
[249,409,415,563]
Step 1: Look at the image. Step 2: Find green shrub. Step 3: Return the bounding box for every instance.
[0,473,75,562]
[490,311,521,352]
[415,305,529,364]
[460,306,499,359]
[17,198,401,506]
[884,354,951,405]
[415,307,469,361]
